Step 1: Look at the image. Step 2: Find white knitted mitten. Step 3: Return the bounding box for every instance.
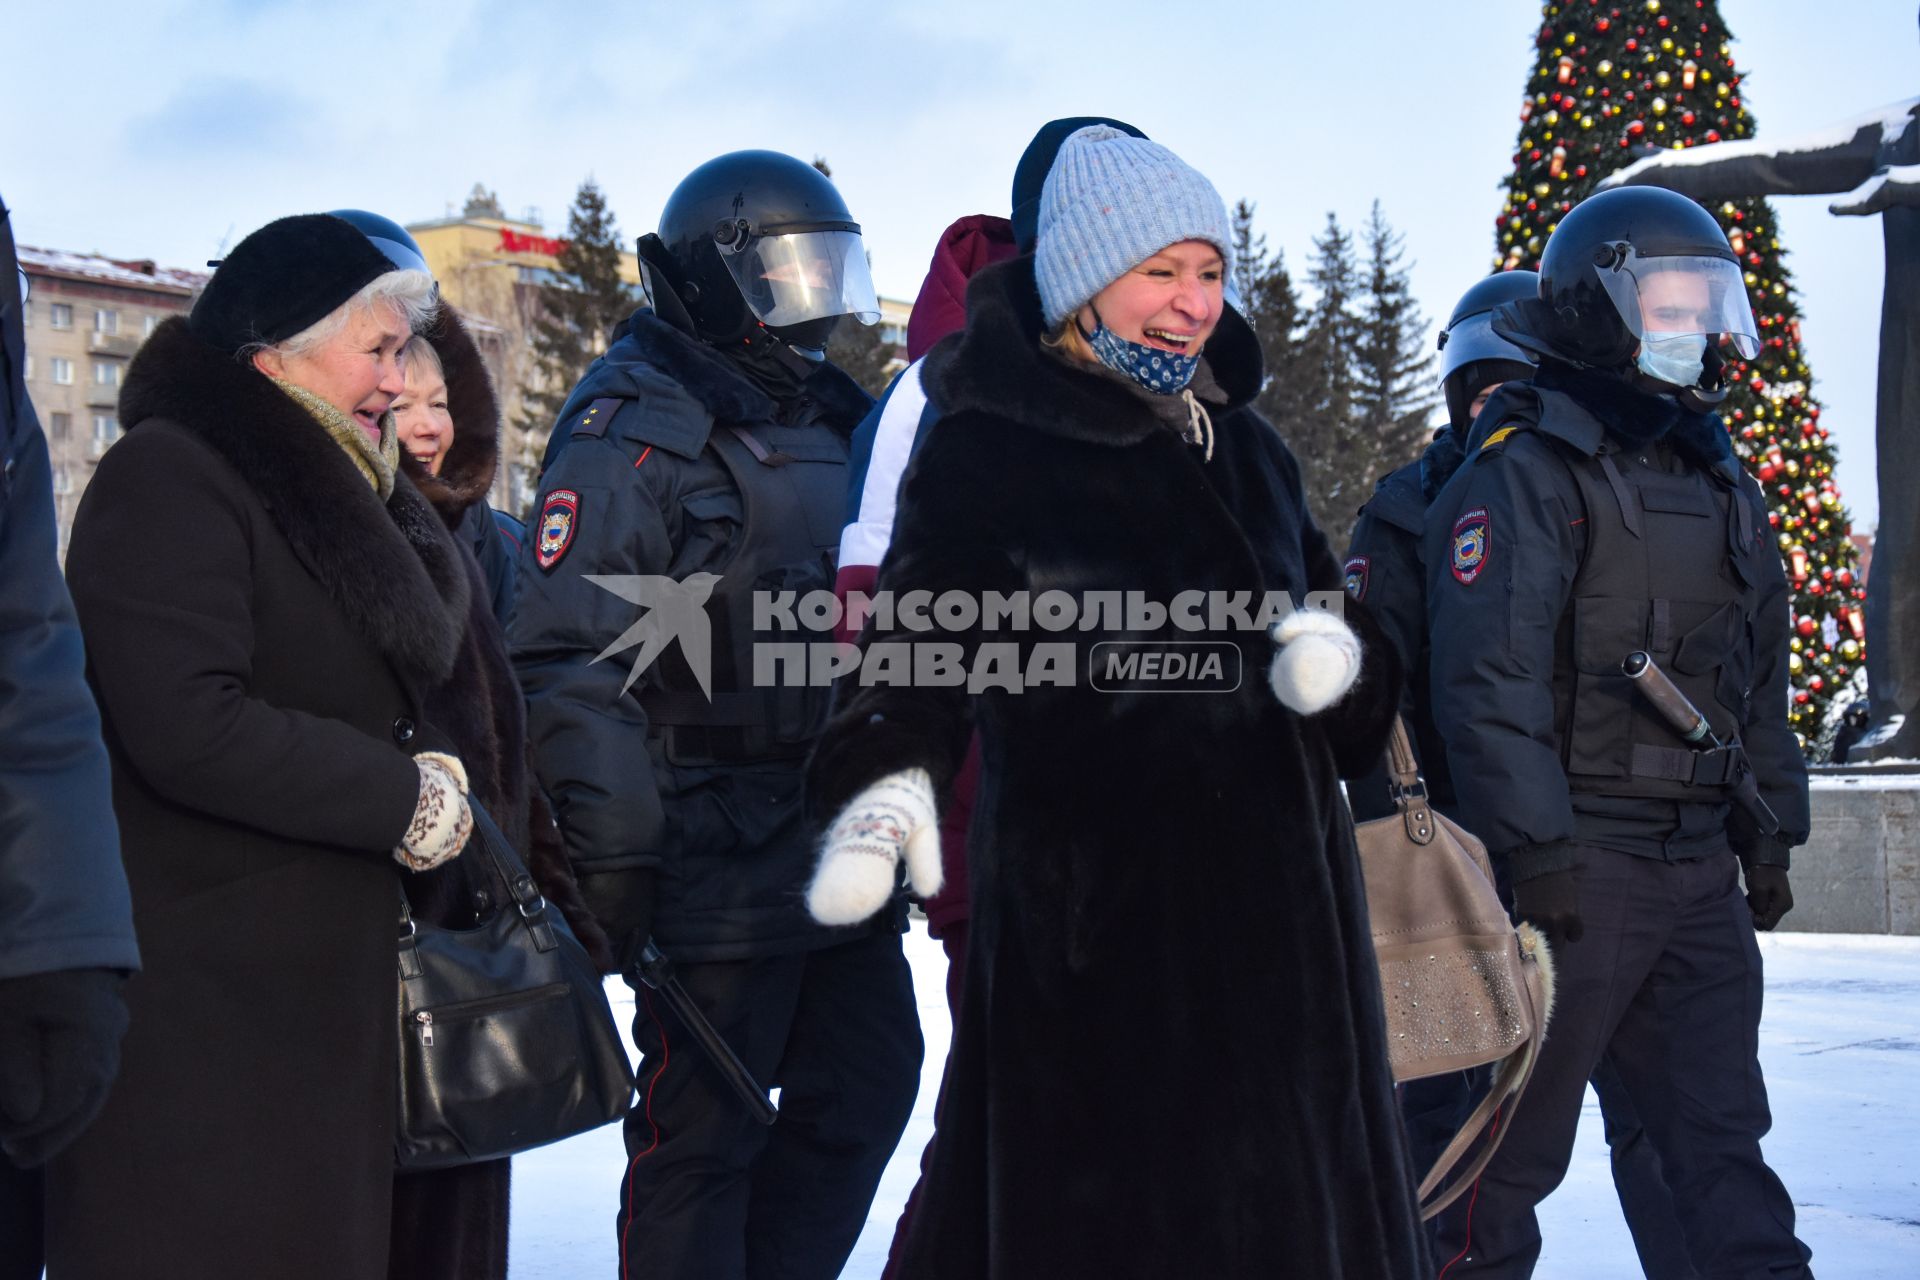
[807,768,941,926]
[394,751,473,872]
[1268,608,1363,715]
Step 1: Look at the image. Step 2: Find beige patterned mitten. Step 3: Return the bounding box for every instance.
[394,751,473,872]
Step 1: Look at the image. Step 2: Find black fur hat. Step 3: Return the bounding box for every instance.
[189,213,396,354]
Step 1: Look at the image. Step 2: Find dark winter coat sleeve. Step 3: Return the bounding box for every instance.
[1729,475,1812,864]
[0,385,139,980]
[808,413,1020,821]
[1341,499,1425,819]
[64,428,421,852]
[508,436,675,876]
[1426,437,1584,881]
[459,499,517,630]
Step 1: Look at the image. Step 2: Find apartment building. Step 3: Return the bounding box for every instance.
[17,246,207,555]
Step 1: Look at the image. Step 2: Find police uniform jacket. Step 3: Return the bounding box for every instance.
[1425,366,1810,887]
[1342,427,1471,820]
[509,310,872,963]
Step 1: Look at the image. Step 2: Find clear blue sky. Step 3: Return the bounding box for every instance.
[6,0,1909,526]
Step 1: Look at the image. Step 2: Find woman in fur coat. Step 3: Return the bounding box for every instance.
[803,128,1431,1277]
[49,214,599,1279]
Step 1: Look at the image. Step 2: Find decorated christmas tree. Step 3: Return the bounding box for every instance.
[1494,0,1866,750]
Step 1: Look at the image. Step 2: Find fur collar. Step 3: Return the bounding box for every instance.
[922,256,1263,446]
[1534,360,1735,473]
[121,318,471,686]
[405,306,499,526]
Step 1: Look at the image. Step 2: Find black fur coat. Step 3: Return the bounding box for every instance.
[809,258,1429,1278]
[52,315,583,1279]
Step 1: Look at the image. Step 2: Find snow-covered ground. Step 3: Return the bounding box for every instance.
[510,928,1920,1278]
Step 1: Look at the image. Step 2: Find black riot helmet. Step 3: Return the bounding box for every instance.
[327,209,433,277]
[1438,270,1537,434]
[635,151,879,371]
[1493,186,1758,411]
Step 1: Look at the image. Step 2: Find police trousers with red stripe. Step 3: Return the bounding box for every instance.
[616,923,921,1280]
[1431,847,1811,1280]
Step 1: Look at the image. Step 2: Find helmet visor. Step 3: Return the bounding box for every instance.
[1593,248,1759,360]
[722,229,880,328]
[1439,311,1534,380]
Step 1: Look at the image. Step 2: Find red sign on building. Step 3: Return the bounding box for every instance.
[498,228,570,257]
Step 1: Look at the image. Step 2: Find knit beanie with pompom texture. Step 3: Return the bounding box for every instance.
[1034,126,1233,330]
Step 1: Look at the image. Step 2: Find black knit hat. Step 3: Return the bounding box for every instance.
[189,213,398,354]
[1009,116,1148,253]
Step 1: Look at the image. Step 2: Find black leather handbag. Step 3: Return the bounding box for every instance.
[395,801,633,1170]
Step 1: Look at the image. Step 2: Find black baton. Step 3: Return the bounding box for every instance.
[1621,651,1779,836]
[633,941,779,1125]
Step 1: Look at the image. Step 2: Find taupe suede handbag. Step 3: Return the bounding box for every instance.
[1354,718,1556,1219]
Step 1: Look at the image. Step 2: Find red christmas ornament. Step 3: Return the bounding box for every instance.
[1796,617,1818,639]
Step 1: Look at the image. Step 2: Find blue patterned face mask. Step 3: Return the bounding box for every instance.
[1084,310,1200,394]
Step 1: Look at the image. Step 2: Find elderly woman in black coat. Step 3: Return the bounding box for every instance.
[803,127,1430,1277]
[49,214,596,1279]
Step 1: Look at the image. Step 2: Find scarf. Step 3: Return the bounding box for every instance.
[271,377,399,501]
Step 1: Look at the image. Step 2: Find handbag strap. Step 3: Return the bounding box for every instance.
[1381,716,1436,846]
[1412,945,1549,1219]
[397,798,559,977]
[1413,1035,1536,1220]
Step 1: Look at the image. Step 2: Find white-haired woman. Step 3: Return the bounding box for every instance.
[52,214,496,1278]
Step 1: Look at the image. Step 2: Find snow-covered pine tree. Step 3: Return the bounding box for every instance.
[1496,0,1864,748]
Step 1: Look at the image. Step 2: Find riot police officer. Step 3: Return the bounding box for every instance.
[1424,186,1812,1278]
[508,151,920,1280]
[1349,271,1699,1279]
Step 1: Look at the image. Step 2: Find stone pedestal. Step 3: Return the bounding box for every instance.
[1791,770,1920,934]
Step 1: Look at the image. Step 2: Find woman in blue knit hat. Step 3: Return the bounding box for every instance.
[802,126,1430,1276]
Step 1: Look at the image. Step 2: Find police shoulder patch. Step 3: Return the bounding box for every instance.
[536,489,580,572]
[1343,554,1371,602]
[1451,507,1490,585]
[1479,424,1519,451]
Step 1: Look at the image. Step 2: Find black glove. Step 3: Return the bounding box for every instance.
[1742,862,1794,932]
[1512,868,1584,946]
[578,869,657,968]
[0,968,130,1166]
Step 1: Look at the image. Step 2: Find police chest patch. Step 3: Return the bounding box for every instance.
[536,489,580,572]
[1344,555,1371,602]
[1451,507,1490,584]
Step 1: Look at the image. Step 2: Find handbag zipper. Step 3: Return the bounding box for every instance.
[413,983,570,1048]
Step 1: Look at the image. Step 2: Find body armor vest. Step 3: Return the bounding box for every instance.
[1530,393,1770,802]
[642,419,847,766]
